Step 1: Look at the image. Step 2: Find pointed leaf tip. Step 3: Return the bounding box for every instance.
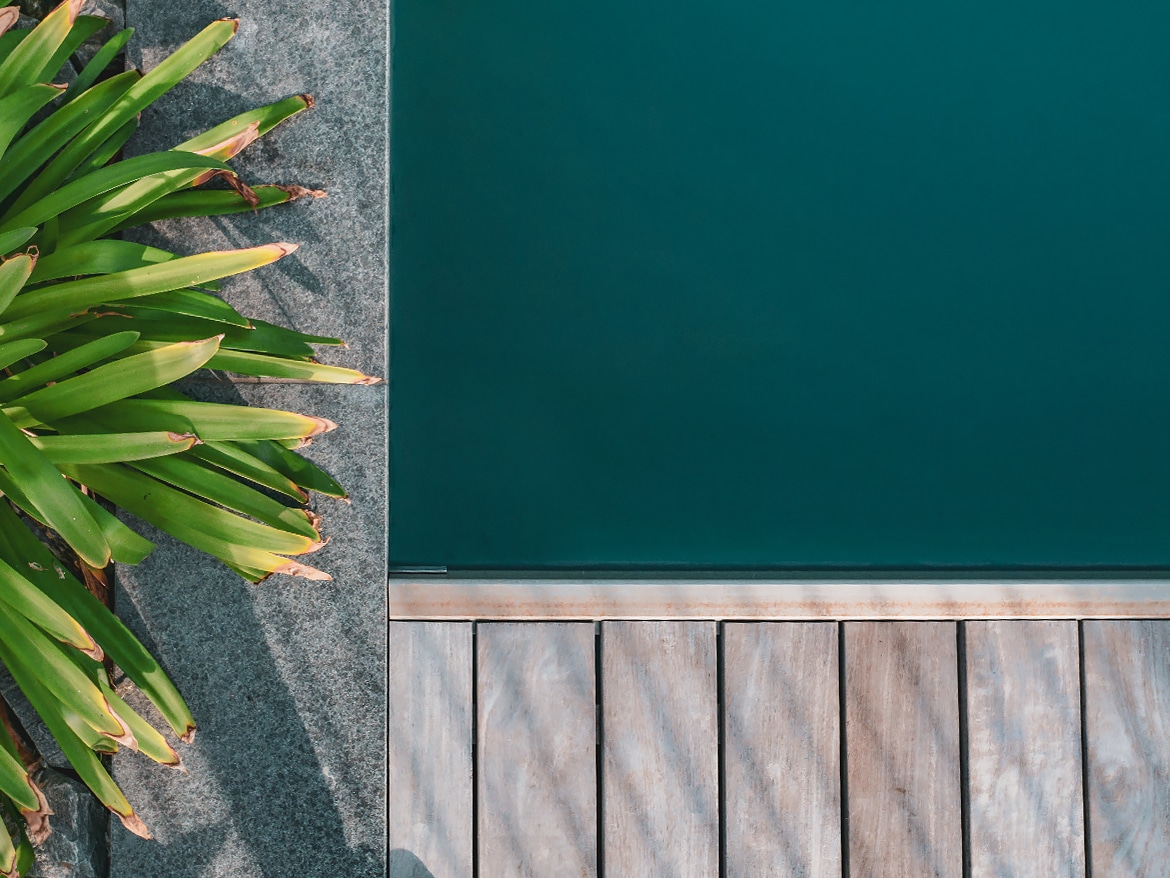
[274,561,332,581]
[307,416,338,437]
[0,7,18,36]
[274,242,299,257]
[216,17,241,34]
[118,812,152,840]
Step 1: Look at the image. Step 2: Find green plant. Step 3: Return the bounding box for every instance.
[0,2,376,872]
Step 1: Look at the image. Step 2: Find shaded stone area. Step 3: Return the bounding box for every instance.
[124,0,389,380]
[27,769,109,878]
[105,0,388,874]
[109,384,388,878]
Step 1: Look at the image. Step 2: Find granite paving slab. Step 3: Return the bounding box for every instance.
[125,0,389,379]
[108,383,387,878]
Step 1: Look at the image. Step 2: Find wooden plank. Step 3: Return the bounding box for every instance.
[965,620,1085,878]
[477,623,597,876]
[723,623,840,878]
[844,622,962,878]
[602,621,719,878]
[389,622,473,878]
[1083,620,1170,874]
[389,576,1170,620]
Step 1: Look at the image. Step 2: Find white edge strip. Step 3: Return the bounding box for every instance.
[388,577,1170,620]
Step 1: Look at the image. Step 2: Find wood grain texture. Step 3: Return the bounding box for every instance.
[723,623,841,878]
[844,622,962,878]
[477,623,597,877]
[1083,620,1170,874]
[602,621,718,878]
[389,576,1170,620]
[965,620,1084,878]
[389,622,473,878]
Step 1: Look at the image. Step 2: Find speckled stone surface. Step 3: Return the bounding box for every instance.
[123,0,388,380]
[109,383,387,878]
[27,769,109,878]
[108,0,389,874]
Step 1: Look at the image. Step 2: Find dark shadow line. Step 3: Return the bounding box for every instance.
[595,621,605,878]
[958,621,972,878]
[717,622,727,878]
[1079,620,1093,878]
[472,622,480,878]
[838,621,850,878]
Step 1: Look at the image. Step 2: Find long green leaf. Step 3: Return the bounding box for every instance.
[32,431,199,464]
[110,183,301,230]
[65,461,322,556]
[0,151,228,232]
[51,397,336,441]
[27,240,175,284]
[0,228,34,256]
[36,13,108,83]
[0,466,152,564]
[0,243,294,322]
[7,18,238,214]
[5,337,221,430]
[177,94,313,151]
[0,68,140,203]
[236,438,348,498]
[132,453,320,540]
[0,0,81,99]
[0,505,186,735]
[62,463,330,579]
[119,289,249,327]
[0,747,38,815]
[4,336,222,425]
[189,440,308,502]
[205,349,379,383]
[0,252,32,317]
[0,410,109,567]
[64,26,133,101]
[0,83,65,158]
[0,663,149,838]
[0,599,125,739]
[0,331,139,403]
[0,555,96,652]
[0,338,44,372]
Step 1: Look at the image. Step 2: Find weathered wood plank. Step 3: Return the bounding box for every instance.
[389,622,473,878]
[477,623,597,876]
[844,622,962,878]
[389,576,1170,620]
[965,620,1084,878]
[1083,620,1170,874]
[602,621,718,878]
[723,623,840,878]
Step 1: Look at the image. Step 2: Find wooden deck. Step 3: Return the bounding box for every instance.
[389,620,1170,877]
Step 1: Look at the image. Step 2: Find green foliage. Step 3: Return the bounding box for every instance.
[0,3,374,870]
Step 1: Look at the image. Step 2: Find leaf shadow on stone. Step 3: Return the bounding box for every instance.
[111,549,383,878]
[389,849,438,878]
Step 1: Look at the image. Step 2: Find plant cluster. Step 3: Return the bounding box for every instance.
[0,2,374,873]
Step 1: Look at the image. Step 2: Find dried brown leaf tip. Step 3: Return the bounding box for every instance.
[118,811,152,840]
[276,184,327,201]
[300,93,316,110]
[194,122,260,161]
[20,778,53,847]
[306,416,338,437]
[0,7,19,38]
[274,561,332,582]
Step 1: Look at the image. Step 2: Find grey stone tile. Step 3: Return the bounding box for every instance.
[124,0,389,379]
[108,383,387,878]
[27,768,109,878]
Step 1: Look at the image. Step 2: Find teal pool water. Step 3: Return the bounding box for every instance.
[390,0,1170,569]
